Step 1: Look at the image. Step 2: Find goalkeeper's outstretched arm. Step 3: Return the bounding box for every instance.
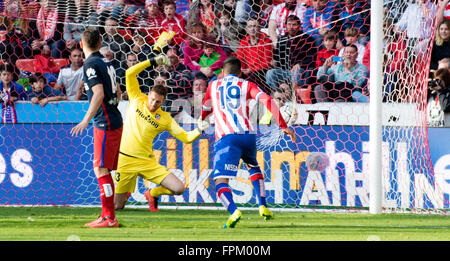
[125,55,171,100]
[168,118,202,144]
[125,60,151,100]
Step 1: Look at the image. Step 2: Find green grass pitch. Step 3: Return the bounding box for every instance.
[0,206,449,241]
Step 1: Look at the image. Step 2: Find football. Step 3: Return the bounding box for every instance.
[280,102,298,126]
[305,152,330,171]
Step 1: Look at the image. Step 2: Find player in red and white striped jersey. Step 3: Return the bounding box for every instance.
[200,56,296,228]
[201,63,291,141]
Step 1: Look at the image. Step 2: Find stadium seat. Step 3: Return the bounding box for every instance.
[15,58,69,73]
[296,85,312,104]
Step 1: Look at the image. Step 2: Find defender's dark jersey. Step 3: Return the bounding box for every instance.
[83,51,123,130]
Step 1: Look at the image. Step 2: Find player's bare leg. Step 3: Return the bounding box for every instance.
[145,173,185,212]
[114,192,131,210]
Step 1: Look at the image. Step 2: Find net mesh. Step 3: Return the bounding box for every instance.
[0,0,446,213]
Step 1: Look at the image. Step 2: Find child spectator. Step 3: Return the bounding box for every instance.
[337,27,365,64]
[0,63,28,123]
[198,36,227,80]
[160,0,186,47]
[183,23,228,76]
[316,32,339,68]
[337,0,370,43]
[28,73,66,107]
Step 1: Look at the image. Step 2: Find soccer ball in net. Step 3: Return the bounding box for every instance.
[280,102,298,126]
[305,152,330,172]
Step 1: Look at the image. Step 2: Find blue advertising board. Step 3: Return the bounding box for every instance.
[0,102,449,210]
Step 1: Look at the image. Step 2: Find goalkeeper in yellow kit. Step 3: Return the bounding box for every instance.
[114,53,209,211]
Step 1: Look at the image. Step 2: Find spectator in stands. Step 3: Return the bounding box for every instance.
[32,44,59,84]
[32,0,66,58]
[0,62,27,123]
[183,23,207,70]
[53,48,85,101]
[302,0,340,47]
[130,34,152,61]
[316,31,339,69]
[183,73,208,122]
[383,16,408,102]
[0,16,38,64]
[166,47,193,101]
[337,27,365,64]
[266,15,316,90]
[198,36,227,80]
[383,0,408,23]
[123,0,164,44]
[101,16,131,66]
[430,19,450,72]
[95,0,121,21]
[99,45,120,69]
[183,23,228,77]
[336,0,370,44]
[160,0,186,47]
[437,0,450,25]
[29,73,66,107]
[438,57,450,71]
[188,0,217,34]
[393,0,438,62]
[111,0,146,22]
[213,9,246,55]
[233,0,251,24]
[162,51,195,117]
[151,70,179,113]
[427,68,450,127]
[0,63,28,101]
[267,0,306,48]
[362,40,369,71]
[237,17,273,93]
[62,0,98,58]
[313,44,369,102]
[257,0,275,28]
[116,52,152,99]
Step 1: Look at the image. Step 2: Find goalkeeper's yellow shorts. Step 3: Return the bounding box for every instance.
[115,154,171,194]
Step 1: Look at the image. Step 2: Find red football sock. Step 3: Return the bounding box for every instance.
[98,174,115,220]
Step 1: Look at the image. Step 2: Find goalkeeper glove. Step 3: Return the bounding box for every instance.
[197,117,210,133]
[149,53,171,67]
[153,31,176,52]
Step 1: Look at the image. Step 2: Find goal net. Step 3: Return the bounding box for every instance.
[0,0,446,213]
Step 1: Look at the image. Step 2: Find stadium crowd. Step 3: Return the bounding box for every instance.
[0,0,449,125]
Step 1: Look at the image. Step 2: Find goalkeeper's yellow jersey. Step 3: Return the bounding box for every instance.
[119,60,201,160]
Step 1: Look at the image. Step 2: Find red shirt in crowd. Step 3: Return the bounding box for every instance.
[237,33,273,72]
